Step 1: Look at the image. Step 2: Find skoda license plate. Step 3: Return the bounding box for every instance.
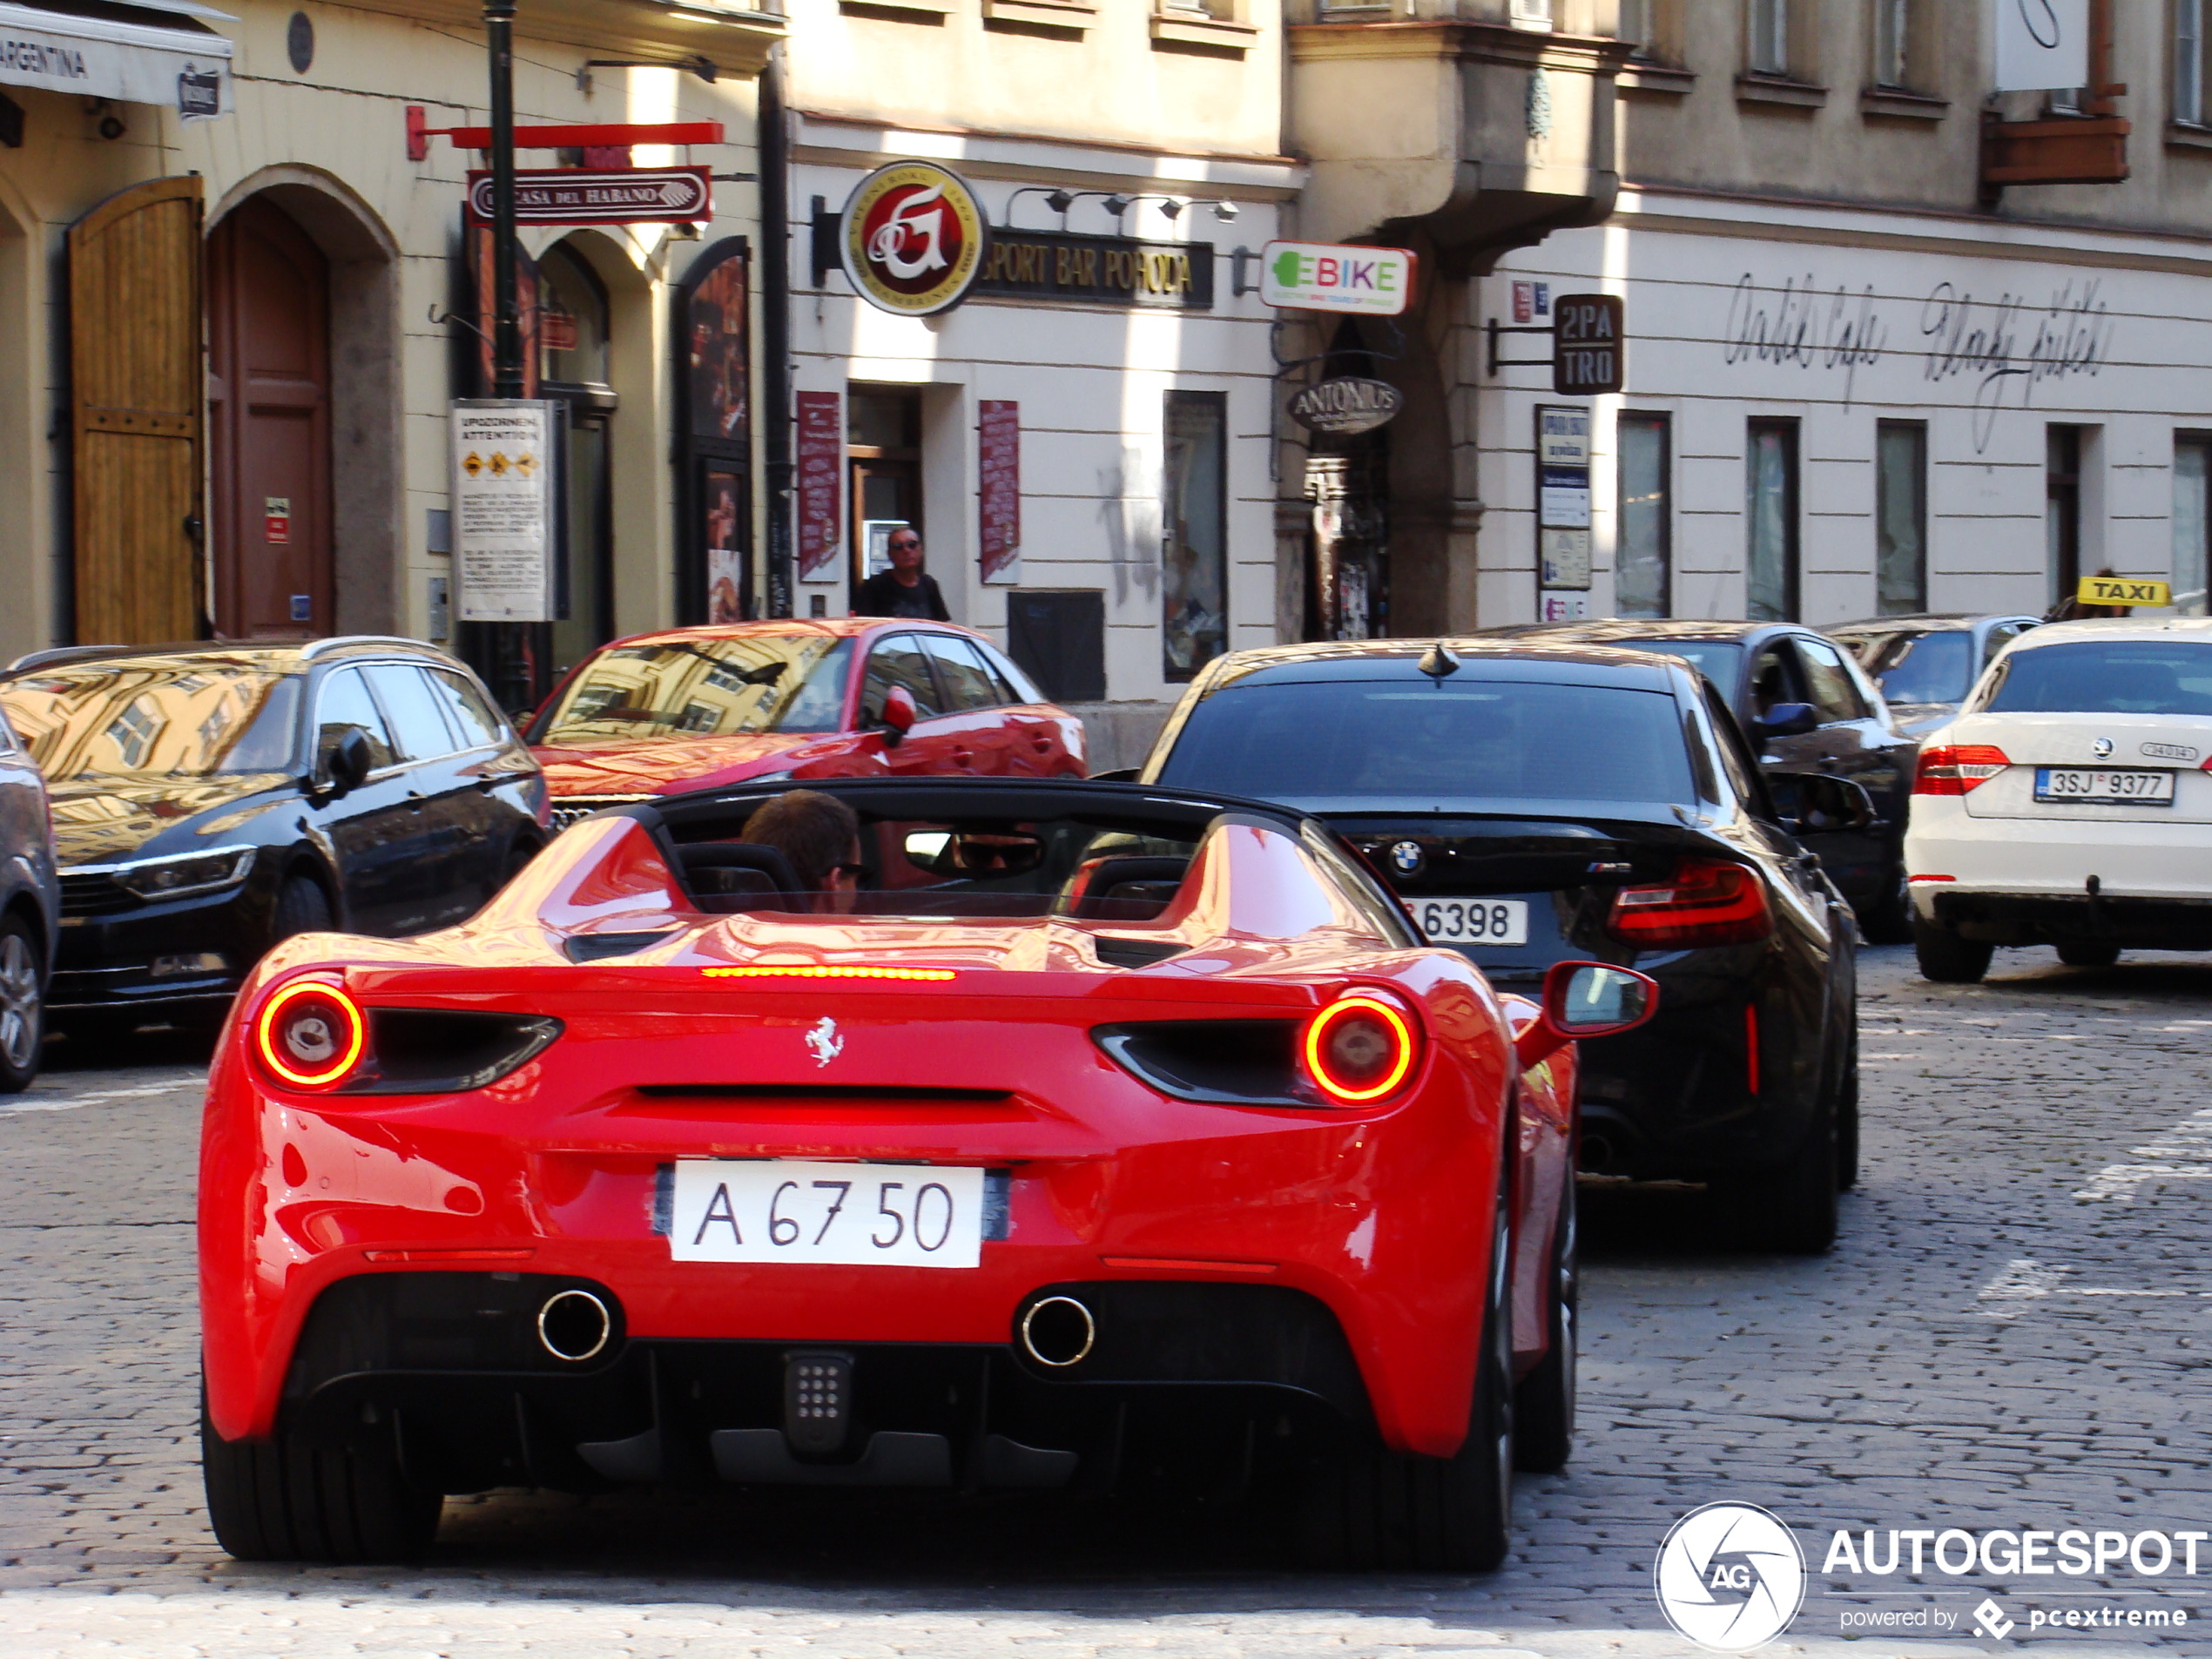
[1407,897,1529,947]
[2033,768,2175,806]
[669,1159,984,1267]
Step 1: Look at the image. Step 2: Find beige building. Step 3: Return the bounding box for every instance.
[0,0,779,707]
[778,0,1300,758]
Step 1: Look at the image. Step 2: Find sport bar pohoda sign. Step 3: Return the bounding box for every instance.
[1552,293,1624,395]
[466,167,711,226]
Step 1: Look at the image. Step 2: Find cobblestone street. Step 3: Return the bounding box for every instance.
[2,944,2207,1656]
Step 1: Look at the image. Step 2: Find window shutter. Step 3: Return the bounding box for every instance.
[68,175,205,644]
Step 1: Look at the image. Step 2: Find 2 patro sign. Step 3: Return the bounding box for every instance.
[840,160,987,316]
[1553,292,1625,394]
[1260,240,1416,316]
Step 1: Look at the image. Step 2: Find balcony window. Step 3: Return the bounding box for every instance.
[1749,0,1787,75]
[1618,0,1653,52]
[2180,0,2209,125]
[1873,0,1908,88]
[1509,0,1554,30]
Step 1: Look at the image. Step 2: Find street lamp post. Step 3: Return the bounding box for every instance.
[485,0,523,398]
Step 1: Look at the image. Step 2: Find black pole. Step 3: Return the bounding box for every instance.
[759,45,794,618]
[486,0,523,397]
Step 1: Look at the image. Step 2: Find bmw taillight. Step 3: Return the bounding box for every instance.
[253,978,368,1090]
[1914,744,2010,795]
[1607,859,1772,949]
[1302,994,1422,1104]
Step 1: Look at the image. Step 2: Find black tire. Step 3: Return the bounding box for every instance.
[0,912,44,1093]
[1835,1019,1861,1192]
[1299,1168,1514,1570]
[1912,914,1993,984]
[1858,860,1914,945]
[497,843,537,894]
[1714,1091,1838,1256]
[2057,941,2121,968]
[271,873,334,946]
[200,1392,440,1563]
[1512,1165,1575,1474]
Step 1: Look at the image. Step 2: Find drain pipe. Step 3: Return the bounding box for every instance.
[758,44,794,619]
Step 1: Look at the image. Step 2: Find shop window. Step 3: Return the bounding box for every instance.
[2174,436,2212,613]
[1745,419,1799,623]
[1008,591,1106,704]
[848,387,923,599]
[1615,414,1671,618]
[1876,421,1927,616]
[1163,392,1228,681]
[536,241,616,682]
[2047,425,2083,608]
[678,238,752,625]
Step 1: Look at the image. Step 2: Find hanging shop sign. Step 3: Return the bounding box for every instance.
[974,230,1215,310]
[0,0,233,118]
[1289,377,1402,436]
[451,400,560,623]
[840,160,987,316]
[466,166,711,226]
[1553,293,1625,395]
[1258,240,1416,317]
[978,401,1021,584]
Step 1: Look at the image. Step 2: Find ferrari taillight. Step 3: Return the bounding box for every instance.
[1607,859,1772,949]
[1914,744,2010,795]
[1302,994,1421,1104]
[253,978,368,1090]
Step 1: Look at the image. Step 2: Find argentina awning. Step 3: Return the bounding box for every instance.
[0,0,233,121]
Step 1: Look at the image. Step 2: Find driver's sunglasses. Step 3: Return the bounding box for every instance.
[889,537,921,551]
[832,862,868,879]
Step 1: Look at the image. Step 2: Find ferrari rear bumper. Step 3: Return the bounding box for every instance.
[279,1271,1370,1496]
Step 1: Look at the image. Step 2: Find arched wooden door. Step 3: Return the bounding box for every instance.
[208,197,332,637]
[67,176,204,644]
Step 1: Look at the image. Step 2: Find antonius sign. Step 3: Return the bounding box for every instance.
[1552,293,1624,395]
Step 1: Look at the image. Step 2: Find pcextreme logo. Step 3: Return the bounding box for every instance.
[1654,1502,1807,1651]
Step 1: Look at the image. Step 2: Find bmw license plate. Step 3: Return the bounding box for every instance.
[1406,897,1530,947]
[2033,768,2175,806]
[669,1159,984,1268]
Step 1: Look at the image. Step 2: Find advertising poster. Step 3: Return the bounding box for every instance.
[796,390,842,581]
[978,400,1021,584]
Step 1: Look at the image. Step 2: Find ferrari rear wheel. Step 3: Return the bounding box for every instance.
[200,1388,440,1564]
[1298,1166,1514,1571]
[1512,1163,1575,1474]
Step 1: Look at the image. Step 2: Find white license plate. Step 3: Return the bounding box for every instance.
[669,1160,983,1268]
[1406,896,1530,947]
[2033,767,2175,806]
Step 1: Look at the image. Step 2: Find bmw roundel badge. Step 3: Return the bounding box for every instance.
[1388,840,1425,877]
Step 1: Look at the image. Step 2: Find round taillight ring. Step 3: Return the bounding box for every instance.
[1303,993,1420,1104]
[254,978,368,1090]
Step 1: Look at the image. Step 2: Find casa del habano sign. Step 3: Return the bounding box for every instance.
[828,160,1215,316]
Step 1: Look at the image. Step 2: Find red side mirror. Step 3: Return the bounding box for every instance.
[880,684,918,745]
[1514,960,1661,1071]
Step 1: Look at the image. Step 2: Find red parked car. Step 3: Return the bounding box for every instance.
[527,620,1086,829]
[196,778,1654,1569]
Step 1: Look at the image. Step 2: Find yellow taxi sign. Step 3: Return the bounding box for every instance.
[2078,575,2171,608]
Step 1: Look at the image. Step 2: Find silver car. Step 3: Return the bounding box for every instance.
[1825,614,2041,738]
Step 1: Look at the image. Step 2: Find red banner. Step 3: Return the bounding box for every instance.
[978,400,1020,583]
[796,391,842,581]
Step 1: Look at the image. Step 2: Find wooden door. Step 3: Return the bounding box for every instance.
[208,197,332,637]
[67,175,204,644]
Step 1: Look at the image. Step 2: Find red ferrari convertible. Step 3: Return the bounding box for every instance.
[198,779,1653,1569]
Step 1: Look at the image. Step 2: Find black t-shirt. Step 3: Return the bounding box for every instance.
[854,570,950,621]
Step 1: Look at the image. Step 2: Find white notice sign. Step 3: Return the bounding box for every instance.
[451,401,557,623]
[1541,528,1593,590]
[1993,0,2087,93]
[1536,405,1591,467]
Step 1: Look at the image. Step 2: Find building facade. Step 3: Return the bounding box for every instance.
[0,0,778,701]
[778,0,1298,757]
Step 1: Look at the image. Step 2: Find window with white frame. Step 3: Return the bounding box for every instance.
[1873,0,1908,88]
[1749,0,1788,74]
[2180,0,2210,125]
[1509,0,1554,30]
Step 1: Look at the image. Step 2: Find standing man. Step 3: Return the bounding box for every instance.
[853,526,950,620]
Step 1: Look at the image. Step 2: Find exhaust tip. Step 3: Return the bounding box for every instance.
[1019,1296,1096,1368]
[537,1288,611,1362]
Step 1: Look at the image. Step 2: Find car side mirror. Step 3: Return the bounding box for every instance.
[325,725,374,794]
[879,684,918,747]
[1514,961,1660,1071]
[1752,701,1820,740]
[1769,772,1878,835]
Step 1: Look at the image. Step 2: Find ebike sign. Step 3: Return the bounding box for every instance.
[1259,239,1416,316]
[840,160,988,316]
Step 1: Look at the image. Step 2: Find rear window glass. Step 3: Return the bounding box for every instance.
[1982,642,2212,717]
[1867,631,1973,705]
[1607,638,1743,694]
[1156,679,1696,806]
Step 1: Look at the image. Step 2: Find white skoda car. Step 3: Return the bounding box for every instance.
[1905,617,2212,982]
